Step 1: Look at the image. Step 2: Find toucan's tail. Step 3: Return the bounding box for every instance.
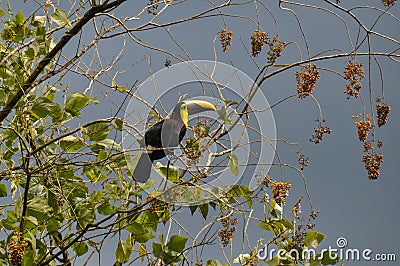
[132,152,152,183]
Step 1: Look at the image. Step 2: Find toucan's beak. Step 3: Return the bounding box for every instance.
[184,100,216,115]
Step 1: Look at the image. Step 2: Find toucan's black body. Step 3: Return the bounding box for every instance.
[143,119,187,160]
[132,100,216,183]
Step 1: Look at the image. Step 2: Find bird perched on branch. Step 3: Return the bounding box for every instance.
[132,100,216,182]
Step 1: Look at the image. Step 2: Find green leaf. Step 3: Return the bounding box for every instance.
[31,97,61,119]
[269,199,282,217]
[152,242,163,258]
[25,215,38,228]
[141,210,159,232]
[0,67,15,86]
[186,136,200,150]
[91,139,116,152]
[22,248,35,266]
[50,9,72,28]
[224,99,239,106]
[155,162,179,182]
[135,233,155,243]
[164,251,183,264]
[111,118,124,130]
[70,182,88,199]
[73,242,88,257]
[167,235,188,253]
[97,150,108,161]
[201,125,210,136]
[189,205,197,215]
[0,8,5,17]
[0,183,7,197]
[0,89,10,106]
[13,10,25,25]
[239,185,253,207]
[11,11,29,42]
[65,92,89,116]
[27,197,51,222]
[112,80,126,92]
[206,260,224,266]
[32,15,46,26]
[160,208,170,223]
[75,204,95,230]
[303,230,326,249]
[84,166,107,182]
[116,239,133,263]
[138,243,147,260]
[227,185,241,196]
[228,154,239,175]
[321,250,340,265]
[310,252,339,266]
[217,105,232,125]
[257,218,293,236]
[25,230,37,251]
[87,122,111,141]
[60,135,86,152]
[199,203,208,219]
[47,218,60,233]
[266,255,282,266]
[95,139,120,149]
[1,211,18,230]
[34,25,46,44]
[126,223,147,235]
[97,202,115,215]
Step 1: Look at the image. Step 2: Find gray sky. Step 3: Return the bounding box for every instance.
[4,1,400,265]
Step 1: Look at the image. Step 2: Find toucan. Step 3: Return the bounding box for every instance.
[132,100,216,182]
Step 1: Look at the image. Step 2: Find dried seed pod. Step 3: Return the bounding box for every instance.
[310,118,332,144]
[381,0,397,7]
[296,64,320,99]
[362,151,384,180]
[376,104,391,127]
[250,30,268,57]
[267,35,285,63]
[355,114,371,141]
[220,28,233,52]
[343,60,364,98]
[271,181,291,204]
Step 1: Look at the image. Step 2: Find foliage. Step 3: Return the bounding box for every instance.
[0,0,398,265]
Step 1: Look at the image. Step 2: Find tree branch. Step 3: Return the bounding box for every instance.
[0,0,127,125]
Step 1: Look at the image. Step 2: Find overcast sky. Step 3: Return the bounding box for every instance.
[5,1,400,265]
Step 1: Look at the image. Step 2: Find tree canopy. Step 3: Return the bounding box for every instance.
[0,0,398,265]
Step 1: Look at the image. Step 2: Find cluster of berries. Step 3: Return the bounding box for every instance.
[344,60,364,99]
[271,181,292,204]
[220,28,233,52]
[296,64,320,99]
[376,103,391,127]
[354,114,371,142]
[250,30,268,57]
[381,0,397,7]
[310,118,332,144]
[218,213,238,247]
[362,151,384,180]
[8,232,28,265]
